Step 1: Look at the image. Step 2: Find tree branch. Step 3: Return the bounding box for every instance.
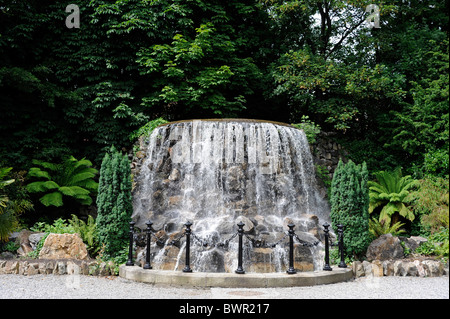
[326,12,366,59]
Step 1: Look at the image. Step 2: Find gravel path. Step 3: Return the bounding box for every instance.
[0,274,448,299]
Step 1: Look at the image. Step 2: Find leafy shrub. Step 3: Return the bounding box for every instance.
[68,214,100,256]
[30,217,75,234]
[416,227,449,259]
[291,115,321,144]
[1,167,34,241]
[369,217,406,238]
[129,117,168,141]
[27,233,49,259]
[28,218,75,259]
[1,240,20,253]
[409,176,449,235]
[368,167,418,228]
[26,156,98,207]
[423,148,449,178]
[330,159,371,260]
[29,215,100,257]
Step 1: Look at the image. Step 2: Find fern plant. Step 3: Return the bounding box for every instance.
[369,217,406,238]
[368,167,418,226]
[1,167,34,242]
[0,167,14,215]
[68,214,100,256]
[26,156,99,207]
[0,167,16,242]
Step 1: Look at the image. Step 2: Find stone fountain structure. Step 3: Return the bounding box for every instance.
[130,119,331,273]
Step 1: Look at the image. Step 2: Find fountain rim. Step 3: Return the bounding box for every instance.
[119,265,354,288]
[156,118,296,129]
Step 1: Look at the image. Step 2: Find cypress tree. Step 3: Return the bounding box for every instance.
[330,159,371,260]
[96,146,133,257]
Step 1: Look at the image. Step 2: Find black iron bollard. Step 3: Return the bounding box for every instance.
[143,220,153,269]
[287,224,297,274]
[235,221,245,274]
[183,221,193,273]
[126,221,135,266]
[323,222,332,271]
[337,224,347,268]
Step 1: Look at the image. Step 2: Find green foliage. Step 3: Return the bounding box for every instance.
[368,217,406,238]
[423,148,449,179]
[29,215,100,257]
[330,159,371,259]
[0,167,14,216]
[368,168,418,226]
[291,115,321,144]
[0,167,34,241]
[93,244,130,276]
[129,117,169,141]
[96,146,133,257]
[336,137,406,174]
[28,217,75,258]
[0,0,448,195]
[274,49,402,131]
[416,227,449,259]
[68,214,100,256]
[0,203,16,242]
[30,217,75,234]
[26,233,49,259]
[136,18,260,117]
[409,177,449,235]
[1,240,20,253]
[387,36,449,179]
[26,156,98,207]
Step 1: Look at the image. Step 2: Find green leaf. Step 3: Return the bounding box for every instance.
[28,167,51,180]
[26,181,59,193]
[39,192,63,207]
[59,186,90,197]
[70,172,97,185]
[31,160,59,172]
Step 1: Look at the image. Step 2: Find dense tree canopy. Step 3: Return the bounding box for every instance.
[1,0,448,178]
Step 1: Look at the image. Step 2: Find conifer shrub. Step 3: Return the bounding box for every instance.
[330,159,371,260]
[96,146,133,257]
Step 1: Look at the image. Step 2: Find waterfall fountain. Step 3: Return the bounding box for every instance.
[131,119,331,273]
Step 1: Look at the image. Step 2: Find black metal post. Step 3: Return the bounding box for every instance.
[287,224,297,274]
[338,224,347,268]
[183,221,193,273]
[126,221,135,266]
[323,222,332,271]
[143,220,153,269]
[235,221,245,274]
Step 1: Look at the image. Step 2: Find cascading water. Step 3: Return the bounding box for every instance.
[131,119,330,272]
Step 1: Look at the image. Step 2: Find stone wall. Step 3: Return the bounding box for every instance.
[310,132,348,180]
[0,258,115,276]
[352,259,448,278]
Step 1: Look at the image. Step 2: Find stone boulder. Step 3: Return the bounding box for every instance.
[366,234,404,261]
[16,229,33,257]
[400,236,428,252]
[236,215,254,233]
[29,232,46,250]
[39,233,89,260]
